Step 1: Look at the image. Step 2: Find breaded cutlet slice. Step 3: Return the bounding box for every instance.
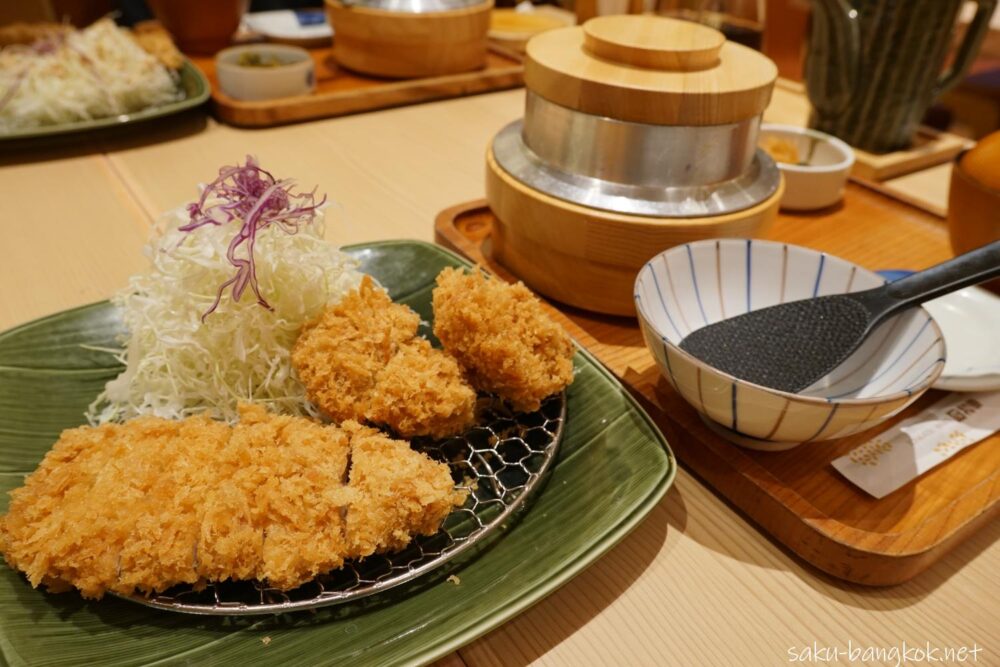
[0,416,230,599]
[342,421,466,560]
[130,21,185,70]
[230,404,354,590]
[432,267,575,412]
[293,276,477,438]
[198,479,262,585]
[117,417,232,594]
[0,405,465,599]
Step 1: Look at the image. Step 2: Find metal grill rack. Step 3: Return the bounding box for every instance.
[122,393,565,615]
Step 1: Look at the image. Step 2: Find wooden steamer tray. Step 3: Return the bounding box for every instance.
[188,45,523,127]
[435,192,1000,586]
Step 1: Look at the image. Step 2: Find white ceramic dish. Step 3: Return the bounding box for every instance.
[878,270,1000,391]
[759,123,855,211]
[243,9,333,46]
[215,44,316,101]
[635,239,946,451]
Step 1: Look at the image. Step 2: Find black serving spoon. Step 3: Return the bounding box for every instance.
[678,240,1000,394]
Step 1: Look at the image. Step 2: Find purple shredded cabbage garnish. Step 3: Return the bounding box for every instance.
[181,156,326,320]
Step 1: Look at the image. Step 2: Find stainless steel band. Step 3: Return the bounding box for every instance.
[522,91,760,188]
[493,118,781,218]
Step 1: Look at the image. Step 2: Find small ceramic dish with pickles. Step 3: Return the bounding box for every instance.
[215,44,316,101]
[635,239,946,451]
[759,123,854,211]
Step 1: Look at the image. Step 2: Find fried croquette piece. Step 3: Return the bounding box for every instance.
[292,276,420,423]
[432,267,575,412]
[366,339,477,439]
[292,276,478,438]
[0,404,465,599]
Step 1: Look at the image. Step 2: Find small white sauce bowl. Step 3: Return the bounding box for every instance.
[215,44,316,101]
[759,123,855,212]
[635,239,945,451]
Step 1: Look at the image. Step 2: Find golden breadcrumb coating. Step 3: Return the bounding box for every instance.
[0,416,231,599]
[432,267,575,412]
[293,276,418,423]
[0,22,73,47]
[0,404,465,599]
[367,339,477,440]
[342,421,466,559]
[292,276,477,438]
[229,404,354,589]
[130,21,185,70]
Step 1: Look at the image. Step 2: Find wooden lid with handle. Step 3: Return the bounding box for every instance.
[583,14,725,71]
[525,15,777,126]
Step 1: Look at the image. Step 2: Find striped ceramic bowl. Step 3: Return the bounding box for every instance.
[635,239,946,451]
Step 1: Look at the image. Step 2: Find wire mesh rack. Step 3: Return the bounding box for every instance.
[121,392,565,615]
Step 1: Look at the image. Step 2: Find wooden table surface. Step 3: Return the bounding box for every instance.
[2,89,998,666]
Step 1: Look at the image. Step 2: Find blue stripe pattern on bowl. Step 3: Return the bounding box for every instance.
[634,239,947,446]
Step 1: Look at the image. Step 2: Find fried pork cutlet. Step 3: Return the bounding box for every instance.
[292,276,477,439]
[342,420,466,557]
[0,22,73,47]
[432,268,575,412]
[0,404,465,599]
[130,21,185,70]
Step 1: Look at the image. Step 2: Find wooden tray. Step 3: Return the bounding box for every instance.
[188,45,523,127]
[434,193,1000,586]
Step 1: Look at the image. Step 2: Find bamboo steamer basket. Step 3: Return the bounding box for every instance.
[325,0,492,78]
[486,15,783,316]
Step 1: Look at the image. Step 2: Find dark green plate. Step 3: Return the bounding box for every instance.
[0,240,674,667]
[0,60,209,142]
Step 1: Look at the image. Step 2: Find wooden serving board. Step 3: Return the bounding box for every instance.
[434,192,1000,586]
[188,45,523,128]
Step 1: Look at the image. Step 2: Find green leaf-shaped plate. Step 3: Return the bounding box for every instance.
[0,240,674,667]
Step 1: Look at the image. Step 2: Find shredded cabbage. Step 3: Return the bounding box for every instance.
[0,19,181,132]
[86,194,362,425]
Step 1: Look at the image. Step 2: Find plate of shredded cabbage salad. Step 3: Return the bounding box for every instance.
[87,156,363,424]
[0,18,209,140]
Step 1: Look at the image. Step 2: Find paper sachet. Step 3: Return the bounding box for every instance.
[831,391,1000,499]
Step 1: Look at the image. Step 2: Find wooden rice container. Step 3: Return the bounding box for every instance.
[486,147,784,316]
[485,16,782,316]
[325,0,493,78]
